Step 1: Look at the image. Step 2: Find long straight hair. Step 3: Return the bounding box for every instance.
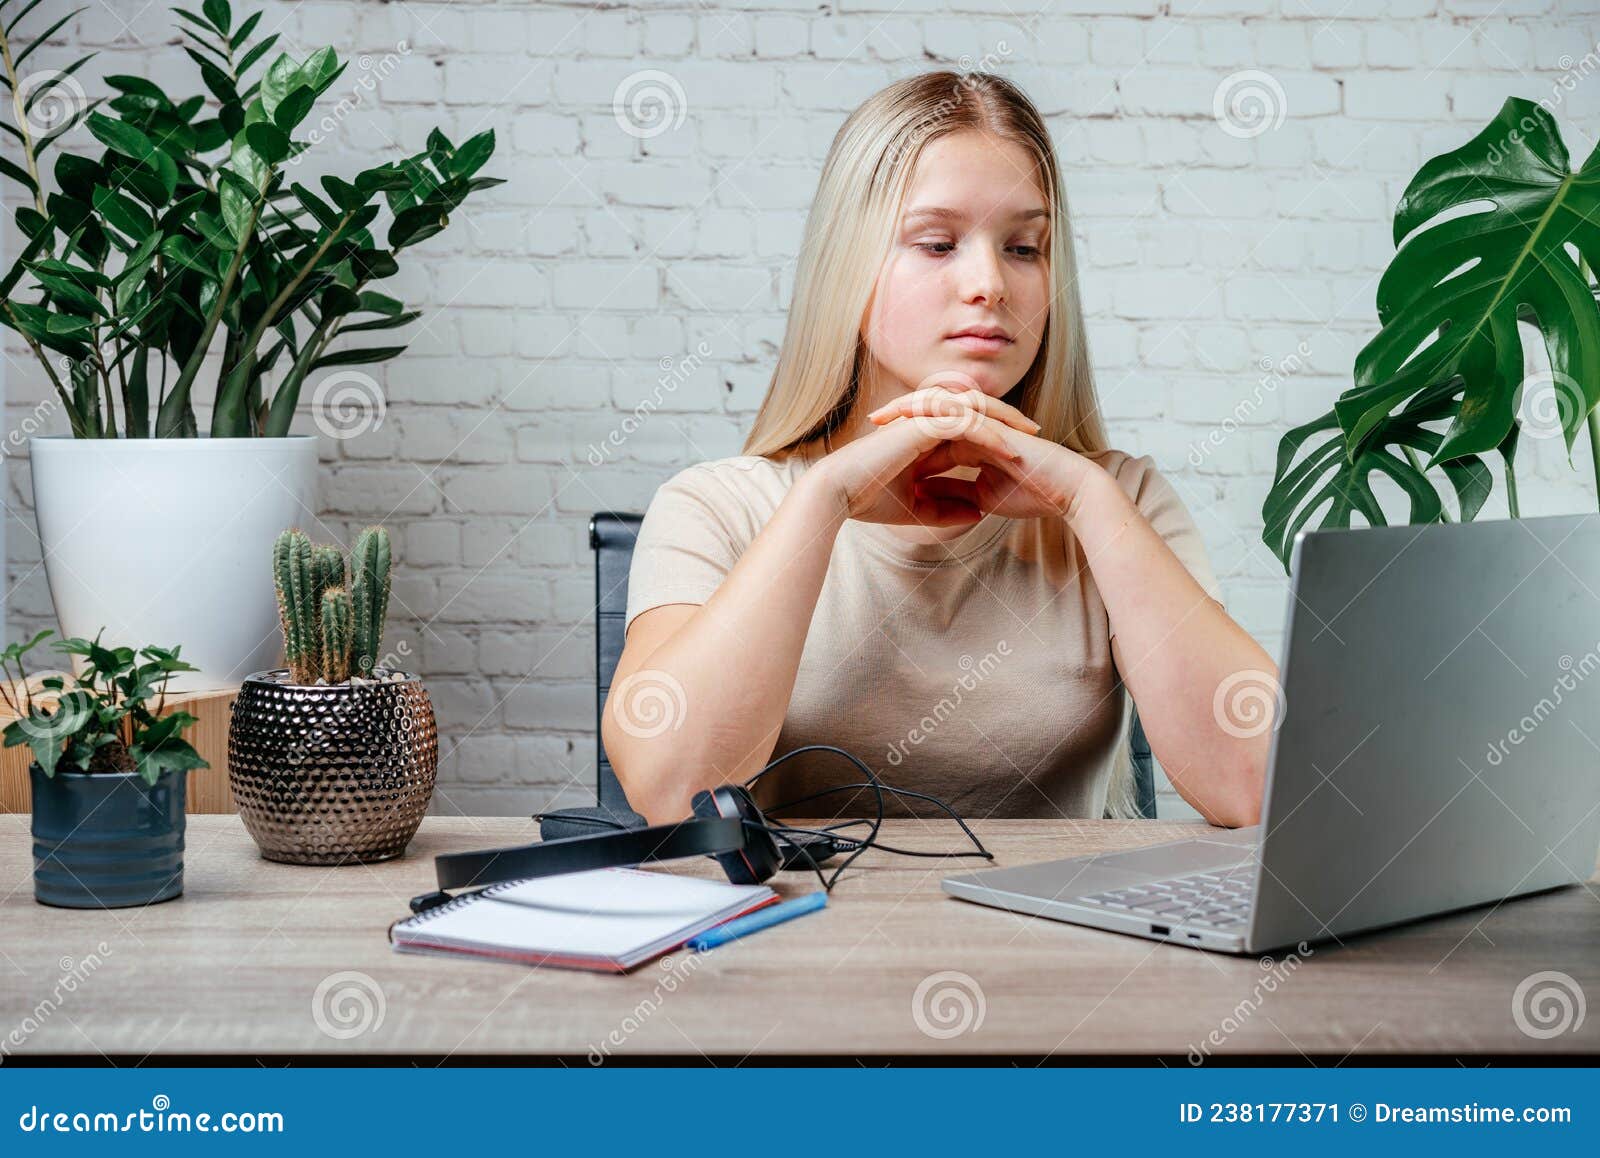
[742,70,1109,460]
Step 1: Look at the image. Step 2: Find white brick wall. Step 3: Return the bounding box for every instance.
[6,1,1600,819]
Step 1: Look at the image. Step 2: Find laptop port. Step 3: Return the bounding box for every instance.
[1150,924,1170,936]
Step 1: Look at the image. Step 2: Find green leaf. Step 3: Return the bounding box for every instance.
[350,249,398,281]
[86,111,158,164]
[219,179,254,240]
[261,53,298,119]
[291,182,341,230]
[1262,390,1495,571]
[311,344,406,369]
[294,46,340,93]
[92,184,154,242]
[272,84,314,132]
[450,129,496,177]
[336,309,421,335]
[388,204,448,250]
[230,9,261,49]
[103,75,168,103]
[13,8,85,69]
[320,175,365,212]
[202,0,231,33]
[0,154,36,193]
[237,32,279,77]
[244,120,289,164]
[1344,99,1600,463]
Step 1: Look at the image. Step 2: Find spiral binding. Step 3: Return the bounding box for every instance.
[388,878,525,941]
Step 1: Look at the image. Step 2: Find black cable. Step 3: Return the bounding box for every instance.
[741,744,991,888]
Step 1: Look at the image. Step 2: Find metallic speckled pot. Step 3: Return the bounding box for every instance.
[228,669,438,865]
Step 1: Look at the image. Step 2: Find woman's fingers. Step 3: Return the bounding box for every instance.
[867,384,1041,435]
[911,476,982,525]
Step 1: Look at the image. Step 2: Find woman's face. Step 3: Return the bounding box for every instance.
[861,130,1052,405]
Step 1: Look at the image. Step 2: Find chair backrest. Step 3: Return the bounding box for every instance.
[590,510,1156,820]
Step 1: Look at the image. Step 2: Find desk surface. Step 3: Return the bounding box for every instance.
[4,815,1598,1060]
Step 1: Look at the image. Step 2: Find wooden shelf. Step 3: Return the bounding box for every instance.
[0,687,238,814]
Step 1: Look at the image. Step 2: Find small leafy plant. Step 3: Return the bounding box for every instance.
[0,631,209,783]
[273,525,393,684]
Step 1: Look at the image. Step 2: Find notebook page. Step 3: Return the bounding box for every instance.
[395,867,775,960]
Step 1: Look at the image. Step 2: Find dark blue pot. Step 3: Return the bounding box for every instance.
[30,765,186,908]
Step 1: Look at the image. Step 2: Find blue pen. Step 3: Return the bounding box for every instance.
[686,892,827,951]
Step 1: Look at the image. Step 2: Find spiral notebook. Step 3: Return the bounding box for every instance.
[389,867,778,972]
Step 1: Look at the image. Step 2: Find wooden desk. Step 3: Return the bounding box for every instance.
[3,815,1597,1061]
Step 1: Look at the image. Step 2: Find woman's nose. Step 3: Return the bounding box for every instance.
[959,245,1007,305]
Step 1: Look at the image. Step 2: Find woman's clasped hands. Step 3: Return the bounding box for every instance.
[811,373,1103,527]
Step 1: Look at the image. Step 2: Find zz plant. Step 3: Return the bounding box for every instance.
[0,630,209,784]
[0,0,501,438]
[1262,97,1600,567]
[273,525,393,684]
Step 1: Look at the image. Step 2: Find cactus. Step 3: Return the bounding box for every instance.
[272,529,320,684]
[349,526,392,677]
[320,587,354,684]
[312,544,345,600]
[272,525,396,685]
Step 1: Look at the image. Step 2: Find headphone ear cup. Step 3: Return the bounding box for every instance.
[691,786,782,885]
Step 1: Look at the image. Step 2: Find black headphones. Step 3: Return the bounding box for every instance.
[409,745,994,914]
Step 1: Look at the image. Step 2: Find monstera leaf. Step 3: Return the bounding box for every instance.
[1262,97,1600,570]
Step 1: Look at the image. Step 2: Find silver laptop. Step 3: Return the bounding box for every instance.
[944,513,1600,954]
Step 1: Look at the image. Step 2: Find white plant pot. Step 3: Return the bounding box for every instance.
[29,436,319,693]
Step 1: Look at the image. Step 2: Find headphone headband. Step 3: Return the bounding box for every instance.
[433,815,746,892]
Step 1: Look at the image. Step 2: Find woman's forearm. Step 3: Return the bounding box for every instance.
[1067,471,1276,827]
[606,468,848,823]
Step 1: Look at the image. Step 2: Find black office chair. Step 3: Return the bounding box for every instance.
[550,511,1157,836]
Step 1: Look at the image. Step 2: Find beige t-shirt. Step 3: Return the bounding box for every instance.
[623,442,1224,821]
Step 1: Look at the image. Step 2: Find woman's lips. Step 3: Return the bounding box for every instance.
[945,334,1013,354]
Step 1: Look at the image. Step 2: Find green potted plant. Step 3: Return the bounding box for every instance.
[0,0,501,690]
[1262,97,1599,564]
[229,525,438,865]
[2,630,208,908]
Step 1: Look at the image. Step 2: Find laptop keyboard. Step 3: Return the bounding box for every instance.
[1078,862,1256,930]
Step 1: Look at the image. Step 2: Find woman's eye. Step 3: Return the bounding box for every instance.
[915,241,954,255]
[1009,245,1042,260]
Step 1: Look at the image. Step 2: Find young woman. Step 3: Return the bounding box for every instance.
[603,71,1278,830]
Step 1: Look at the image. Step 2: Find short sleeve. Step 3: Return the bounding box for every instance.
[623,464,750,635]
[1111,455,1225,637]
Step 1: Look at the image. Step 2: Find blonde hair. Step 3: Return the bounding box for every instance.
[743,70,1142,818]
[742,69,1109,461]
